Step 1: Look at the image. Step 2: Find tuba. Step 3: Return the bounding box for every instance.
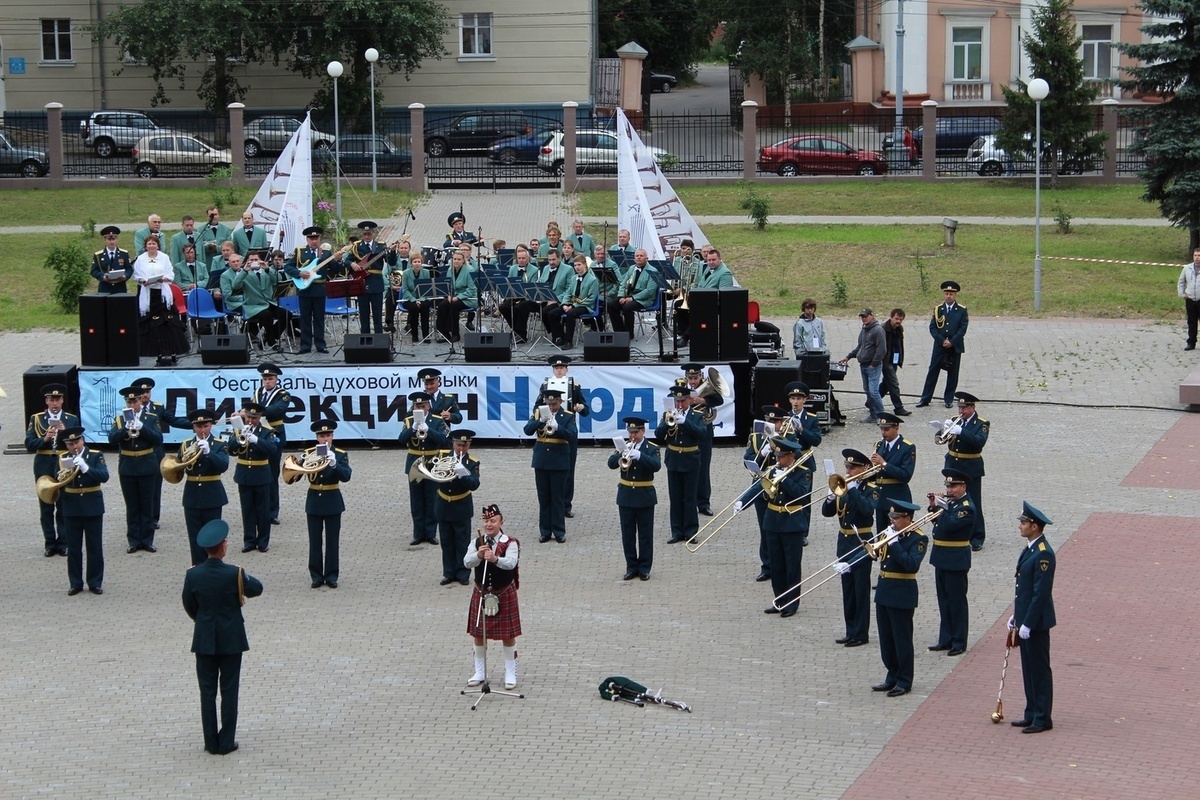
[283,447,329,485]
[36,462,80,505]
[693,367,731,424]
[161,440,203,484]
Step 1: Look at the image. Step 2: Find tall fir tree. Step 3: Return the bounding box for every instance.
[997,0,1105,186]
[1118,1,1200,251]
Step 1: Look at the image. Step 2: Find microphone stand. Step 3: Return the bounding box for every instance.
[461,545,525,709]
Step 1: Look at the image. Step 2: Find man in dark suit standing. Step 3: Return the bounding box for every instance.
[182,519,264,756]
[58,426,109,596]
[1009,502,1056,734]
[917,280,969,409]
[607,416,661,581]
[91,225,133,293]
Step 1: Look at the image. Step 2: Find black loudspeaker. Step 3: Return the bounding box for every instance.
[463,332,513,363]
[23,365,80,421]
[344,333,392,363]
[718,288,750,361]
[78,294,110,366]
[583,330,630,362]
[799,353,831,390]
[687,288,720,363]
[753,359,801,412]
[200,334,250,365]
[105,294,140,367]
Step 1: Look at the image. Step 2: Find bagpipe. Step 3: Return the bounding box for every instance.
[598,676,691,712]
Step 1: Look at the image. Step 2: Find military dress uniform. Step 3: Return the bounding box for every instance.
[107,390,163,552]
[655,388,707,545]
[762,438,812,617]
[1013,502,1056,732]
[283,226,333,353]
[435,431,481,586]
[423,371,464,428]
[786,382,823,545]
[943,392,989,549]
[870,414,916,533]
[821,449,877,646]
[344,222,395,334]
[928,469,977,655]
[304,421,352,588]
[873,500,929,696]
[678,364,723,515]
[25,389,80,556]
[537,358,589,516]
[523,392,578,543]
[91,228,133,294]
[398,393,451,546]
[253,366,291,524]
[229,408,279,552]
[918,281,969,407]
[182,520,264,756]
[180,412,230,567]
[58,428,109,595]
[133,377,191,529]
[607,417,661,580]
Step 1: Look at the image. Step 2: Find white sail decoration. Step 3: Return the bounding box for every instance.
[615,108,709,258]
[244,113,314,255]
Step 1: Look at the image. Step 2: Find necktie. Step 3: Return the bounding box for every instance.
[575,276,582,297]
[245,229,253,237]
[577,236,584,248]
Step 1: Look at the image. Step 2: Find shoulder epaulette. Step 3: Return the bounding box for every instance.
[94,249,106,256]
[901,437,913,445]
[1037,542,1047,552]
[467,455,479,464]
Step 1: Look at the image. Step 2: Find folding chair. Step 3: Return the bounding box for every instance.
[186,287,227,347]
[634,288,665,340]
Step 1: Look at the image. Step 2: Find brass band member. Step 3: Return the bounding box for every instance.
[607,416,661,581]
[872,500,929,697]
[465,504,521,690]
[657,384,706,545]
[344,221,395,334]
[1009,501,1056,734]
[437,429,481,587]
[108,385,162,554]
[927,468,976,657]
[180,409,230,567]
[444,211,477,248]
[305,420,352,589]
[131,376,190,532]
[59,426,109,596]
[537,356,589,518]
[384,237,413,334]
[608,248,658,333]
[869,412,916,534]
[761,438,811,618]
[523,388,577,543]
[823,449,877,647]
[499,244,540,344]
[742,405,792,582]
[680,363,722,516]
[786,381,823,545]
[942,391,989,551]
[25,383,79,557]
[282,226,332,354]
[254,363,291,526]
[399,391,450,547]
[545,255,599,347]
[231,402,279,553]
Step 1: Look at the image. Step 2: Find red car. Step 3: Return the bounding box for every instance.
[758,135,888,176]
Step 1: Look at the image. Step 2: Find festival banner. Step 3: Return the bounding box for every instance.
[77,363,737,445]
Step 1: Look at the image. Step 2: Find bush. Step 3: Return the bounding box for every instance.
[207,166,243,211]
[830,272,849,308]
[739,185,771,230]
[1054,204,1073,234]
[44,241,92,314]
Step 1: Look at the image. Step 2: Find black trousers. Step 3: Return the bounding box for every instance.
[881,360,904,410]
[408,479,440,543]
[607,298,643,333]
[876,603,915,690]
[534,469,567,541]
[965,475,986,547]
[697,426,713,510]
[1019,629,1053,727]
[195,652,242,754]
[933,567,969,650]
[404,301,432,341]
[119,474,156,548]
[438,514,472,582]
[1186,297,1200,347]
[920,347,960,405]
[841,558,872,641]
[500,299,536,340]
[184,506,223,566]
[297,295,326,351]
[39,497,67,551]
[151,469,163,525]
[666,469,699,541]
[307,513,341,584]
[754,496,769,572]
[565,441,578,512]
[359,291,384,334]
[436,298,470,340]
[238,484,272,549]
[619,505,654,575]
[63,513,104,590]
[765,529,804,613]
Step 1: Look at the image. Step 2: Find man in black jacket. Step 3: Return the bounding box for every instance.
[880,309,911,416]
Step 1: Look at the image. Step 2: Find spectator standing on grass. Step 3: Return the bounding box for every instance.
[840,308,886,423]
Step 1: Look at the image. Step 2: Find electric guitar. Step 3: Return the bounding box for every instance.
[291,245,352,291]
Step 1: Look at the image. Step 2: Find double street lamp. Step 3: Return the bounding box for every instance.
[326,60,344,218]
[1028,77,1050,313]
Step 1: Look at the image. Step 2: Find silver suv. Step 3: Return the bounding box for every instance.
[80,111,168,158]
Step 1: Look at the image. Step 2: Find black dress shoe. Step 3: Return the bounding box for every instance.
[271,518,281,526]
[623,570,638,581]
[127,546,139,554]
[698,507,713,516]
[143,544,157,553]
[458,579,468,586]
[764,607,781,614]
[944,401,954,408]
[835,636,852,644]
[539,535,551,543]
[298,348,312,354]
[928,644,950,652]
[886,687,910,697]
[154,521,160,530]
[57,547,69,557]
[895,408,912,416]
[871,682,895,692]
[45,547,55,557]
[68,587,84,596]
[1010,719,1032,727]
[667,535,687,544]
[327,581,337,589]
[218,742,239,754]
[1022,724,1051,734]
[844,638,869,647]
[555,536,566,543]
[440,577,455,585]
[1187,345,1197,351]
[639,573,650,581]
[90,587,103,595]
[312,581,324,588]
[971,543,983,551]
[257,545,269,553]
[428,538,439,545]
[409,539,422,547]
[947,647,966,657]
[317,348,329,354]
[755,569,771,582]
[914,400,930,408]
[780,608,797,618]
[242,545,255,553]
[564,510,574,518]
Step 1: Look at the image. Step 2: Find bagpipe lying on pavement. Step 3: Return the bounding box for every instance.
[599,676,691,712]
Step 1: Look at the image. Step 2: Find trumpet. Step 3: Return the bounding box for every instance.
[827,462,887,497]
[160,439,203,484]
[618,440,637,470]
[412,409,429,443]
[934,414,964,445]
[224,414,248,448]
[772,508,943,608]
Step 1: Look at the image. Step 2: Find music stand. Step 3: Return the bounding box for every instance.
[461,559,525,709]
[496,248,516,268]
[648,260,680,363]
[608,248,632,270]
[490,276,526,343]
[518,283,561,355]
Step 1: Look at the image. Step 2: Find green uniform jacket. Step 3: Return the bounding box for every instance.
[181,438,230,509]
[194,223,233,262]
[133,227,164,256]
[607,441,660,507]
[59,449,109,518]
[230,267,279,319]
[446,265,477,306]
[231,226,270,257]
[230,429,279,486]
[182,558,264,655]
[875,531,929,609]
[619,263,659,306]
[174,259,209,290]
[523,408,577,470]
[169,230,200,265]
[558,269,600,309]
[435,453,480,522]
[929,495,975,571]
[695,262,734,289]
[219,267,245,314]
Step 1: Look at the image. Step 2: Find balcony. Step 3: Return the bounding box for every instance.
[944,81,991,102]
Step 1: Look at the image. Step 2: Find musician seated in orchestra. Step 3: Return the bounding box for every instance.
[455,242,478,273]
[675,247,734,348]
[593,245,619,330]
[206,240,237,311]
[133,213,165,256]
[400,251,432,343]
[435,251,477,343]
[536,225,563,264]
[270,250,295,298]
[568,219,595,256]
[608,248,658,333]
[174,243,208,292]
[132,234,187,366]
[219,253,246,322]
[384,238,413,332]
[536,249,571,338]
[500,244,540,343]
[231,250,288,349]
[544,255,599,347]
[232,211,270,257]
[443,212,477,248]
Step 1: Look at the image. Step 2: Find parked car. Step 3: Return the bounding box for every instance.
[884,116,1002,158]
[424,111,547,157]
[488,123,563,165]
[131,134,232,178]
[0,131,49,177]
[80,110,170,158]
[243,116,335,158]
[757,135,888,176]
[313,135,413,176]
[649,72,678,93]
[537,129,671,176]
[965,134,1097,176]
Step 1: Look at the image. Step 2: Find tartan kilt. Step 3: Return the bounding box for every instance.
[467,582,521,639]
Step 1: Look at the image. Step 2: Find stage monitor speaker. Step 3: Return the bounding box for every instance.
[463,332,513,363]
[105,294,141,367]
[343,333,392,364]
[22,365,80,421]
[753,359,801,412]
[687,288,720,363]
[78,294,110,366]
[718,288,750,361]
[199,334,250,365]
[583,331,630,362]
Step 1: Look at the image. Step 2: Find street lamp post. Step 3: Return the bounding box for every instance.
[365,48,379,193]
[327,60,344,218]
[1028,77,1050,312]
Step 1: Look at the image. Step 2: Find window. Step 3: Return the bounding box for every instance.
[178,138,205,154]
[1082,25,1113,80]
[41,19,72,62]
[460,13,493,58]
[952,27,983,81]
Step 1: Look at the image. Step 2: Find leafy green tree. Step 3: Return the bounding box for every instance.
[1117,0,1200,251]
[598,0,710,80]
[997,0,1105,187]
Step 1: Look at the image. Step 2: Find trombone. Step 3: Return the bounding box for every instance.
[771,508,943,608]
[781,461,887,515]
[686,448,812,552]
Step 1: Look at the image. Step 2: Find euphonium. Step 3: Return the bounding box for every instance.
[36,463,80,505]
[693,367,731,425]
[161,440,203,484]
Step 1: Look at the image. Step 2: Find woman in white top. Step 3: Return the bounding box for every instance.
[132,236,187,365]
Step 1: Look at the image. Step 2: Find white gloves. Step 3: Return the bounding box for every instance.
[846,480,860,491]
[325,456,337,469]
[759,442,772,457]
[72,454,89,473]
[628,449,642,461]
[833,562,850,575]
[949,424,963,436]
[1007,615,1016,631]
[453,462,470,477]
[883,526,901,545]
[1019,625,1031,640]
[416,423,429,435]
[128,418,143,432]
[733,501,744,513]
[245,432,259,445]
[544,420,558,435]
[197,439,211,454]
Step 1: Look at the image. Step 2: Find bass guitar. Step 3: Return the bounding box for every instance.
[291,244,352,291]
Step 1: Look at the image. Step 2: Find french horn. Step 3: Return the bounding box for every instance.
[36,464,80,505]
[283,448,329,484]
[161,440,203,484]
[410,455,459,484]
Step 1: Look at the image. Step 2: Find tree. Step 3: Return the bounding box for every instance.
[92,0,448,125]
[598,0,711,80]
[1117,0,1200,251]
[997,0,1105,187]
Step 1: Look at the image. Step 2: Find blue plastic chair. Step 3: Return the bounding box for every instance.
[186,287,227,343]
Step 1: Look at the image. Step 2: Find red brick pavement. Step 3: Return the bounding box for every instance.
[844,512,1198,800]
[1121,414,1200,491]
